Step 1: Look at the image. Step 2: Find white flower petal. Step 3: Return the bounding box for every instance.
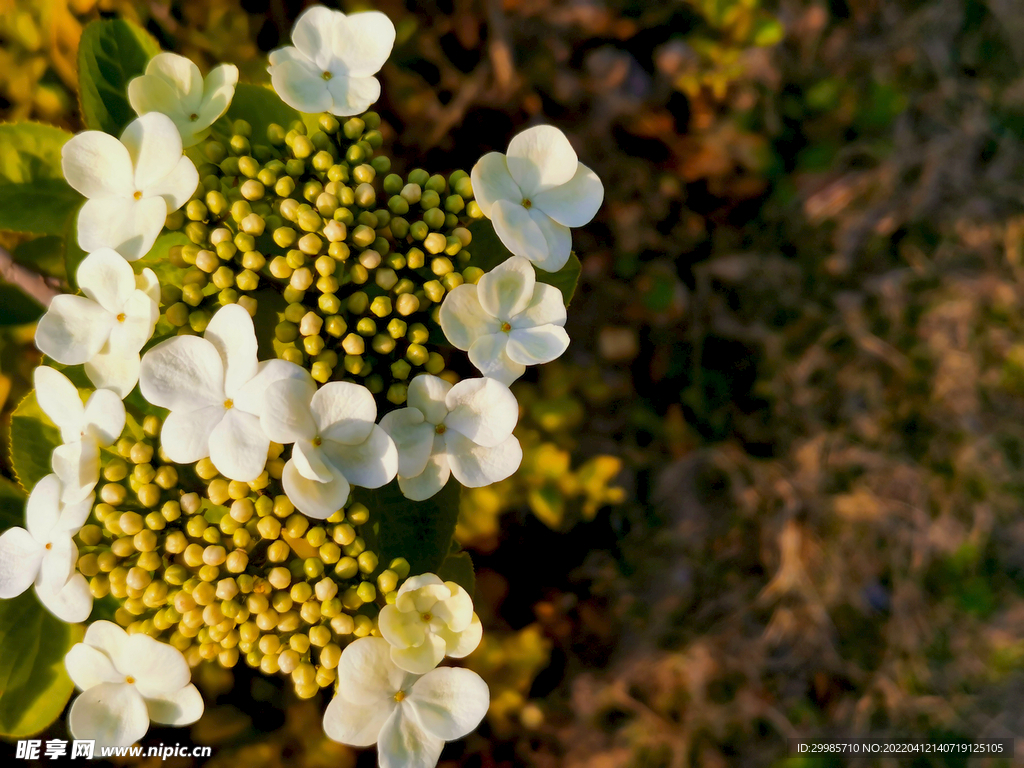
[397,434,451,502]
[408,667,489,741]
[127,74,186,130]
[196,64,239,131]
[378,705,445,768]
[526,208,573,272]
[120,113,183,194]
[511,282,566,329]
[438,612,483,658]
[65,642,121,691]
[389,634,446,675]
[470,152,522,218]
[84,621,131,669]
[438,284,499,351]
[291,441,333,484]
[77,248,136,315]
[290,5,340,68]
[208,408,268,482]
[506,125,579,197]
[145,52,205,113]
[136,268,161,305]
[122,633,191,698]
[379,408,435,479]
[56,494,94,535]
[0,528,42,598]
[336,636,417,705]
[323,691,393,747]
[68,682,150,749]
[234,359,312,417]
[282,459,350,520]
[160,406,223,464]
[268,45,310,68]
[35,294,114,365]
[506,325,569,366]
[35,572,92,623]
[36,535,76,593]
[446,432,522,488]
[61,131,134,199]
[34,366,85,440]
[378,605,428,650]
[77,196,167,262]
[532,161,603,227]
[141,154,199,213]
[107,290,158,355]
[444,378,518,448]
[407,375,452,426]
[490,199,549,264]
[477,255,536,320]
[84,348,142,400]
[146,683,204,726]
[83,389,127,447]
[334,11,396,76]
[322,425,397,489]
[140,335,225,411]
[270,59,333,114]
[311,381,376,445]
[431,583,474,633]
[396,573,445,598]
[204,304,259,399]
[260,377,318,444]
[52,440,100,506]
[326,75,381,117]
[24,474,62,541]
[467,333,524,386]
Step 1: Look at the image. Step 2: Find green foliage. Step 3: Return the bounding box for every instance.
[13,236,66,280]
[0,477,24,530]
[62,209,88,290]
[9,391,61,492]
[0,123,81,235]
[221,83,300,144]
[467,219,581,305]
[78,18,160,136]
[0,285,44,327]
[437,549,475,597]
[0,591,82,737]
[136,231,190,286]
[357,479,461,577]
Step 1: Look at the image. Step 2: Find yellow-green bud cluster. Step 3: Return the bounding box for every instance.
[163,112,485,402]
[73,415,411,699]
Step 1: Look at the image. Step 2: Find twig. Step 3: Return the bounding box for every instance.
[0,246,59,307]
[485,0,516,93]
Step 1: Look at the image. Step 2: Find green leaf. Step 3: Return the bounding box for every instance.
[136,230,190,287]
[0,477,25,531]
[9,391,61,492]
[0,123,82,235]
[221,83,301,144]
[63,210,88,289]
[13,236,67,280]
[355,479,461,577]
[0,285,44,327]
[466,219,581,305]
[436,550,475,597]
[78,18,160,136]
[0,591,82,737]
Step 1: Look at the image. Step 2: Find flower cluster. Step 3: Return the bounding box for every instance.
[0,3,602,766]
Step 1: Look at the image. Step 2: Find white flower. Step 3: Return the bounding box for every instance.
[34,366,125,505]
[65,621,203,748]
[268,5,395,116]
[61,112,199,261]
[35,248,159,399]
[261,379,397,519]
[378,375,522,501]
[0,474,93,623]
[139,304,309,482]
[439,255,569,385]
[470,125,604,272]
[323,636,489,768]
[128,53,239,148]
[378,574,483,674]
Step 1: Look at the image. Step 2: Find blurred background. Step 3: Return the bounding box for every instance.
[4,0,1024,765]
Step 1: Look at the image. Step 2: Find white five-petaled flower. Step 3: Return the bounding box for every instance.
[128,53,239,148]
[34,366,125,505]
[323,636,489,768]
[261,379,397,520]
[268,4,395,117]
[35,248,160,399]
[61,112,198,261]
[0,474,93,623]
[378,375,522,501]
[140,304,310,482]
[378,573,483,674]
[439,255,569,385]
[471,125,604,272]
[65,621,204,748]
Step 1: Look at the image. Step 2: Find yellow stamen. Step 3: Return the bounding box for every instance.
[394,690,406,702]
[189,113,199,122]
[522,198,532,209]
[501,322,511,333]
[223,399,234,409]
[133,191,143,200]
[322,71,333,81]
[435,424,446,435]
[422,612,433,622]
[117,313,126,323]
[313,436,322,447]
[125,676,135,684]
